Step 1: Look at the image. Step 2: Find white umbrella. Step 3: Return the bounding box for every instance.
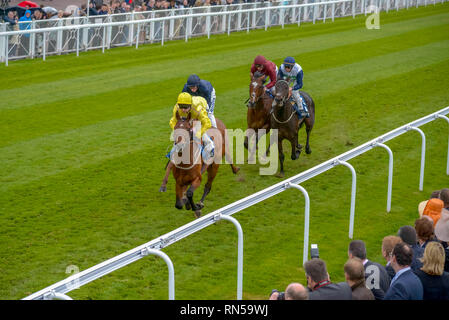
[42,6,58,14]
[65,5,79,16]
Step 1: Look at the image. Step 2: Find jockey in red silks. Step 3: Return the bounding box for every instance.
[250,55,278,94]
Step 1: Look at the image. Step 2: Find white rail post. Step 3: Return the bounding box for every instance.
[102,25,106,53]
[43,290,73,300]
[4,35,8,67]
[206,7,211,38]
[142,248,175,300]
[215,214,243,300]
[285,182,311,265]
[436,114,449,175]
[76,28,80,57]
[135,23,140,49]
[30,21,35,58]
[375,142,394,212]
[43,32,46,61]
[238,4,242,30]
[408,126,426,191]
[228,11,231,35]
[335,160,357,239]
[161,21,165,46]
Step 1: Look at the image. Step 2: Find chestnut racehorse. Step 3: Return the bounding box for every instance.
[244,72,273,160]
[160,113,239,218]
[270,80,315,177]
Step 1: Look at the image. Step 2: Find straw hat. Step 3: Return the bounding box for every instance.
[418,200,428,217]
[435,208,449,242]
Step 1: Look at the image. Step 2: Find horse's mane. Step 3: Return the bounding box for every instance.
[253,71,264,79]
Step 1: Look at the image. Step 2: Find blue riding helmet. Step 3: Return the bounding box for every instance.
[283,56,295,66]
[187,74,201,87]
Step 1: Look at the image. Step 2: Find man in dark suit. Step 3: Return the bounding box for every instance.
[348,240,390,300]
[384,242,423,300]
[304,258,352,300]
[398,225,424,271]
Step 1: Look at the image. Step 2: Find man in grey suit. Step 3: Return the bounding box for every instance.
[348,240,391,300]
[384,242,423,300]
[304,258,352,300]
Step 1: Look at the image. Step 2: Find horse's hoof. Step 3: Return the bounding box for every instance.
[292,151,301,160]
[175,204,183,210]
[306,148,312,154]
[159,186,167,192]
[194,210,202,218]
[275,172,285,178]
[196,202,204,210]
[185,202,192,210]
[232,167,240,174]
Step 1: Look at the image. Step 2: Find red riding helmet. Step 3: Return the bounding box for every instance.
[254,55,267,67]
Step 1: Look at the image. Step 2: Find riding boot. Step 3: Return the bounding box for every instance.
[201,133,215,162]
[292,91,309,118]
[208,113,217,128]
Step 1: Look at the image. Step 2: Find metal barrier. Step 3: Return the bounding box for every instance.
[23,105,449,300]
[2,0,445,64]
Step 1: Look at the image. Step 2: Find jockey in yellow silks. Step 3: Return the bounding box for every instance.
[168,92,215,161]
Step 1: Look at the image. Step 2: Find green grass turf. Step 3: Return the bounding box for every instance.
[1,3,449,300]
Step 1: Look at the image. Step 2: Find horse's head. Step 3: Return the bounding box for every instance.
[272,80,290,110]
[247,72,265,108]
[173,111,193,155]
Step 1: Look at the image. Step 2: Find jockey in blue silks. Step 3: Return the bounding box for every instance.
[182,74,217,128]
[277,56,309,118]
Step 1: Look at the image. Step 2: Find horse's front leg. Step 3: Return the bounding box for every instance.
[159,160,173,192]
[276,140,285,178]
[305,124,312,155]
[291,133,301,160]
[175,183,185,209]
[187,177,202,218]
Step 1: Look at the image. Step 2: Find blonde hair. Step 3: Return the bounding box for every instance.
[420,241,446,276]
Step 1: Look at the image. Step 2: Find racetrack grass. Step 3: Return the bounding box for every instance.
[1,3,449,299]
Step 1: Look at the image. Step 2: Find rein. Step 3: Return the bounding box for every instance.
[271,102,296,124]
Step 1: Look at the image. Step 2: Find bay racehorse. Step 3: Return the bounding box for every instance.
[270,80,315,177]
[160,112,239,218]
[244,72,273,161]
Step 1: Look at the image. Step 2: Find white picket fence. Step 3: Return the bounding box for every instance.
[1,0,444,65]
[23,106,449,300]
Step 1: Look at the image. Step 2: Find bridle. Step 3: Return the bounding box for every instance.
[171,122,202,170]
[247,79,264,108]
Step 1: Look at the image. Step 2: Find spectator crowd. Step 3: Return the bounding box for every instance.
[1,0,269,23]
[269,188,449,300]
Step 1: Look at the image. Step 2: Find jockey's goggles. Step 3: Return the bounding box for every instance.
[255,64,263,68]
[178,104,191,109]
[284,64,293,69]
